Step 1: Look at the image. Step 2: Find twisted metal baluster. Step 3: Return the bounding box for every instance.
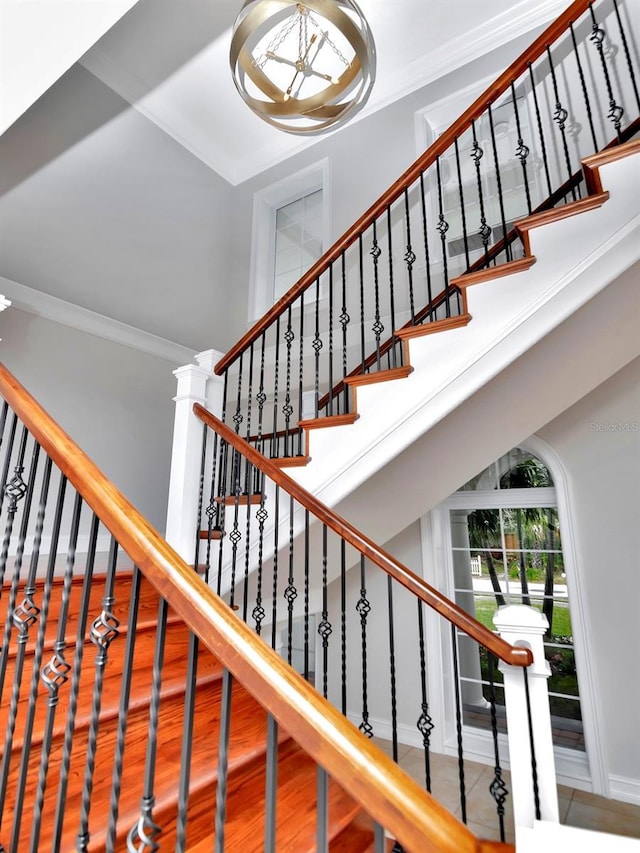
[569,22,600,153]
[284,494,297,664]
[527,63,553,200]
[523,667,541,820]
[416,600,434,792]
[175,630,200,851]
[386,204,399,367]
[451,624,467,823]
[435,156,451,317]
[612,0,640,116]
[271,318,281,454]
[454,136,471,271]
[215,440,230,596]
[242,461,254,623]
[227,456,243,611]
[419,171,435,320]
[303,509,310,682]
[318,525,332,699]
[297,290,305,455]
[589,5,624,141]
[127,596,168,852]
[487,103,511,261]
[358,234,366,371]
[283,307,295,447]
[0,433,39,701]
[510,82,533,216]
[340,538,347,716]
[0,452,50,842]
[0,421,27,614]
[312,280,322,417]
[13,472,66,853]
[327,264,335,414]
[470,121,492,269]
[403,187,417,324]
[74,532,121,852]
[340,251,350,413]
[0,408,18,537]
[546,46,577,199]
[214,670,234,853]
[270,485,280,650]
[30,490,83,851]
[370,221,384,370]
[356,556,373,738]
[487,654,508,842]
[252,495,268,635]
[106,565,142,851]
[387,576,399,763]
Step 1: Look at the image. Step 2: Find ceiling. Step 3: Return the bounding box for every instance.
[78,0,567,186]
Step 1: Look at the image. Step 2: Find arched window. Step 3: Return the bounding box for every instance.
[447,446,583,751]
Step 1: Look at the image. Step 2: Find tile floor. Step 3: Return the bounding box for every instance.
[372,738,640,844]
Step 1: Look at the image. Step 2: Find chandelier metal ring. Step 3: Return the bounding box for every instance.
[230,0,376,134]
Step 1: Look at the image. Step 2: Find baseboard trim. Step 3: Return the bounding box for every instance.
[609,774,640,806]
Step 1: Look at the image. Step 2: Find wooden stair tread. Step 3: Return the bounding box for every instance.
[271,455,311,468]
[344,365,413,387]
[331,812,397,851]
[450,256,536,289]
[198,527,224,540]
[514,191,609,236]
[395,313,472,340]
[214,492,264,506]
[298,412,359,430]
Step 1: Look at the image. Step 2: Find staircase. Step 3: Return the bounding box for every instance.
[0,571,388,850]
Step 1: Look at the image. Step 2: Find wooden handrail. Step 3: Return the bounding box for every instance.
[0,362,508,853]
[194,403,533,668]
[215,0,593,375]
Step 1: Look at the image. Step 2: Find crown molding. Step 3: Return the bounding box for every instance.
[0,276,196,365]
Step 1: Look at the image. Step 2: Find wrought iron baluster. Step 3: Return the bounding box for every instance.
[358,234,366,372]
[75,530,121,853]
[271,485,280,650]
[403,187,416,324]
[386,204,398,367]
[327,263,335,415]
[356,556,373,738]
[589,5,624,141]
[0,421,27,600]
[419,171,435,320]
[31,490,83,851]
[106,565,142,852]
[0,433,39,704]
[527,63,553,200]
[451,624,467,823]
[510,82,533,216]
[256,333,268,484]
[271,317,281,455]
[214,669,233,853]
[570,22,600,153]
[227,467,243,611]
[242,461,254,623]
[470,121,492,269]
[252,493,268,636]
[0,409,18,529]
[0,453,50,843]
[233,352,244,444]
[312,280,322,418]
[340,537,347,716]
[613,0,640,116]
[283,306,295,449]
[546,46,577,198]
[284,494,297,664]
[245,341,255,452]
[454,137,471,271]
[14,472,66,853]
[215,440,230,596]
[487,103,511,261]
[264,714,278,853]
[487,653,508,842]
[523,667,541,820]
[370,221,384,370]
[318,524,332,699]
[435,156,451,317]
[340,251,350,414]
[297,291,305,456]
[175,630,200,852]
[387,576,399,763]
[127,596,168,852]
[317,766,329,853]
[416,600,434,792]
[303,509,310,682]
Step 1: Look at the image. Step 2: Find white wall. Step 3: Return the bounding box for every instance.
[538,356,640,800]
[1,307,177,531]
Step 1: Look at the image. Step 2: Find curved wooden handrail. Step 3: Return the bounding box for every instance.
[215,0,592,375]
[194,403,533,668]
[0,362,508,853]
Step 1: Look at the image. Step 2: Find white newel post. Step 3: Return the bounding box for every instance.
[165,349,224,562]
[493,605,559,834]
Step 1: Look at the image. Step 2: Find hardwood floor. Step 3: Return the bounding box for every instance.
[0,570,387,851]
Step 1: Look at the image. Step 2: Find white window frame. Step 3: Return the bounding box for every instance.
[248,159,331,324]
[419,436,606,795]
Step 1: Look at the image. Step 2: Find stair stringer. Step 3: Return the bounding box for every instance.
[207,146,640,603]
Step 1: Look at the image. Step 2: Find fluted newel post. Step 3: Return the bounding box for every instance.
[493,605,559,834]
[166,349,224,561]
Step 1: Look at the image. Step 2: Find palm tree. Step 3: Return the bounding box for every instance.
[467,509,506,607]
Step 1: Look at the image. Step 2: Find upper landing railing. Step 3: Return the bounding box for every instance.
[214,0,640,461]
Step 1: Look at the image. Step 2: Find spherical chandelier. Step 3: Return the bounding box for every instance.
[229,0,376,135]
